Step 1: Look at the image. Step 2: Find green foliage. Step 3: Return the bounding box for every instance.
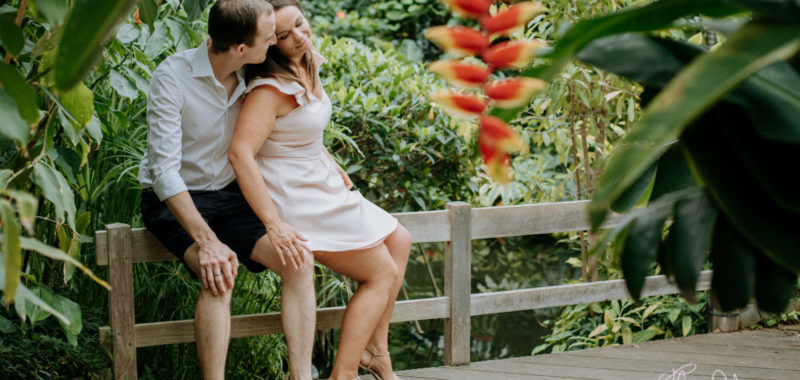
[0,296,110,380]
[320,36,475,211]
[308,0,450,61]
[532,294,707,355]
[562,0,800,313]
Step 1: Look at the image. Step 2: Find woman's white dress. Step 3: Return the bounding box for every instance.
[245,57,398,252]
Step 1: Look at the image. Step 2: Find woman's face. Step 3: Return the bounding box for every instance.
[274,5,312,60]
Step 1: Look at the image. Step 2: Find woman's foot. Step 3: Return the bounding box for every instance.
[359,347,401,380]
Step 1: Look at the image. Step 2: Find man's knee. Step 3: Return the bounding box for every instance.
[199,285,234,304]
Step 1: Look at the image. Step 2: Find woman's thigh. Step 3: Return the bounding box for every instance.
[314,244,397,283]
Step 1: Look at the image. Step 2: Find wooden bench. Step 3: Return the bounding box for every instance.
[96,201,711,379]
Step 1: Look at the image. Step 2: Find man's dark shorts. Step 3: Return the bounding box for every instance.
[141,181,267,275]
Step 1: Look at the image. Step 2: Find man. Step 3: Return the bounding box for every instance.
[138,1,315,378]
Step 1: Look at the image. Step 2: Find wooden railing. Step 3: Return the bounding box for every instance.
[95,201,712,379]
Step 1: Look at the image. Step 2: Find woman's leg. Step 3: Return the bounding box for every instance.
[315,243,400,380]
[359,226,412,378]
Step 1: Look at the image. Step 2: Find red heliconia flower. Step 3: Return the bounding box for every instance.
[429,60,492,88]
[479,134,512,183]
[425,26,490,57]
[481,39,545,69]
[479,114,525,182]
[433,91,488,118]
[441,0,493,19]
[480,2,545,36]
[484,77,546,108]
[480,114,524,152]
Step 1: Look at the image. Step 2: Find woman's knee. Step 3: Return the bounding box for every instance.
[278,252,315,283]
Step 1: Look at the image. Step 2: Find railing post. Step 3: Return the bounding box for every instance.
[107,224,137,380]
[444,202,471,366]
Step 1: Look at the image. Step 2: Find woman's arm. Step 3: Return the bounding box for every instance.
[228,86,309,268]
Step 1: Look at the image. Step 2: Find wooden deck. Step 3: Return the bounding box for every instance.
[387,327,800,380]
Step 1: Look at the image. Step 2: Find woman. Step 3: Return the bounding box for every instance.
[227,1,411,379]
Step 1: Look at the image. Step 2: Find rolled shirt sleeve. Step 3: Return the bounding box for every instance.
[142,66,187,201]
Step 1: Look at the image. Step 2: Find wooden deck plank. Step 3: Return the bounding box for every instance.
[561,346,800,375]
[398,366,580,380]
[392,329,800,380]
[515,354,770,380]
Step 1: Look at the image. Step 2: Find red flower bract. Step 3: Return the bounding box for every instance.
[425,26,490,57]
[441,0,493,19]
[480,2,545,36]
[429,60,492,88]
[481,39,545,69]
[433,91,488,118]
[484,77,546,108]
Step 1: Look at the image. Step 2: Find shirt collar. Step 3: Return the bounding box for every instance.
[191,40,214,78]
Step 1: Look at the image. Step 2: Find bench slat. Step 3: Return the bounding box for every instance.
[99,297,449,347]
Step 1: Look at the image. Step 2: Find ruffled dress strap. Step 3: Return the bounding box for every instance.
[246,76,308,106]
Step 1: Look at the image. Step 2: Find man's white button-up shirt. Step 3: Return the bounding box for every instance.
[139,42,247,201]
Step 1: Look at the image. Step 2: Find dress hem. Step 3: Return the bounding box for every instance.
[312,219,399,253]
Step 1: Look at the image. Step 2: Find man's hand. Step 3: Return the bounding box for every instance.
[197,239,239,296]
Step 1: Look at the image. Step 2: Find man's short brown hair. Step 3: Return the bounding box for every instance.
[208,0,273,54]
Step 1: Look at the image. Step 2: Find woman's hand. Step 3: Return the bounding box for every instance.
[336,166,354,189]
[267,221,310,269]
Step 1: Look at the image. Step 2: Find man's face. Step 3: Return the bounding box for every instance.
[243,11,277,64]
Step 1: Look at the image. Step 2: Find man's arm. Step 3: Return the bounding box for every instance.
[145,67,237,295]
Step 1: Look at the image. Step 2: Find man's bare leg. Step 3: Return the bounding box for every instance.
[251,236,316,380]
[184,244,232,380]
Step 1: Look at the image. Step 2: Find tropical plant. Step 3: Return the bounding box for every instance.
[425,0,800,314]
[532,293,707,354]
[558,0,800,313]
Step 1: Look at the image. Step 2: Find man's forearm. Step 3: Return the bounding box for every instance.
[164,191,217,246]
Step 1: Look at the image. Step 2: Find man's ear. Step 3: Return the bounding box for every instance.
[233,43,247,57]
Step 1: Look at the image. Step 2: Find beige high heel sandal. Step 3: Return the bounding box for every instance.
[359,347,402,380]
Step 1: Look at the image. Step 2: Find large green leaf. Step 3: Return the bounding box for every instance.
[665,191,718,302]
[183,0,211,22]
[717,102,800,213]
[0,63,40,125]
[724,0,800,20]
[1,200,21,303]
[139,0,158,32]
[30,0,69,26]
[589,21,800,230]
[728,62,800,143]
[682,110,800,273]
[0,267,70,325]
[534,0,742,81]
[576,34,688,89]
[710,215,755,311]
[754,252,798,313]
[55,0,139,90]
[649,145,697,201]
[0,90,29,143]
[32,161,75,228]
[621,197,672,300]
[610,161,657,213]
[20,237,108,288]
[0,14,24,57]
[50,292,82,345]
[580,34,800,144]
